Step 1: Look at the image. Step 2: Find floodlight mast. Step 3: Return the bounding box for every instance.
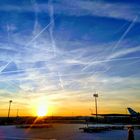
[93,93,98,123]
[8,100,12,118]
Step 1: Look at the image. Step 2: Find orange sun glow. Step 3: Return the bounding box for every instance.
[37,103,48,117]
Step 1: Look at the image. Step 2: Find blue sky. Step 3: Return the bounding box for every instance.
[0,0,140,116]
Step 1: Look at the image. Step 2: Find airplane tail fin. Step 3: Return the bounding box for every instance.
[127,107,138,116]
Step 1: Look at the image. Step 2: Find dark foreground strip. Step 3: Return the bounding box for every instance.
[0,136,56,140]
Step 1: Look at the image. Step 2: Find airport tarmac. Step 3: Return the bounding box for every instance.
[0,124,140,140]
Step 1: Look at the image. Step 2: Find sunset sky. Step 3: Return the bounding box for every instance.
[0,0,140,116]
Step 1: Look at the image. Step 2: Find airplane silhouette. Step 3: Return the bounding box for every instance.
[92,107,140,118]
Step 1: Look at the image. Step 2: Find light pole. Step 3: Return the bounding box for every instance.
[8,100,12,118]
[93,93,98,123]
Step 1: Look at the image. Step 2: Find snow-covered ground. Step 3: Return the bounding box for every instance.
[0,124,140,140]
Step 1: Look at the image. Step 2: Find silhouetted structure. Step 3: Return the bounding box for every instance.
[8,100,12,119]
[93,93,98,123]
[128,126,134,140]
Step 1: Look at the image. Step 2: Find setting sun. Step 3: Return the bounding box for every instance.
[36,103,48,117]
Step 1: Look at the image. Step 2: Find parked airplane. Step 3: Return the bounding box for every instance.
[127,107,140,117]
[92,107,140,118]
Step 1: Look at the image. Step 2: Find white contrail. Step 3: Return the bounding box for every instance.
[26,21,54,46]
[0,60,12,73]
[7,23,10,43]
[112,16,138,51]
[0,71,93,82]
[0,66,47,74]
[0,24,13,74]
[82,16,138,71]
[31,0,39,48]
[108,46,140,59]
[48,0,56,57]
[57,72,64,89]
[0,55,140,82]
[7,81,22,90]
[82,56,140,71]
[26,0,55,46]
[1,1,54,73]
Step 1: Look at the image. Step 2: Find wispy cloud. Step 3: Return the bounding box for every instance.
[0,0,139,22]
[109,46,140,59]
